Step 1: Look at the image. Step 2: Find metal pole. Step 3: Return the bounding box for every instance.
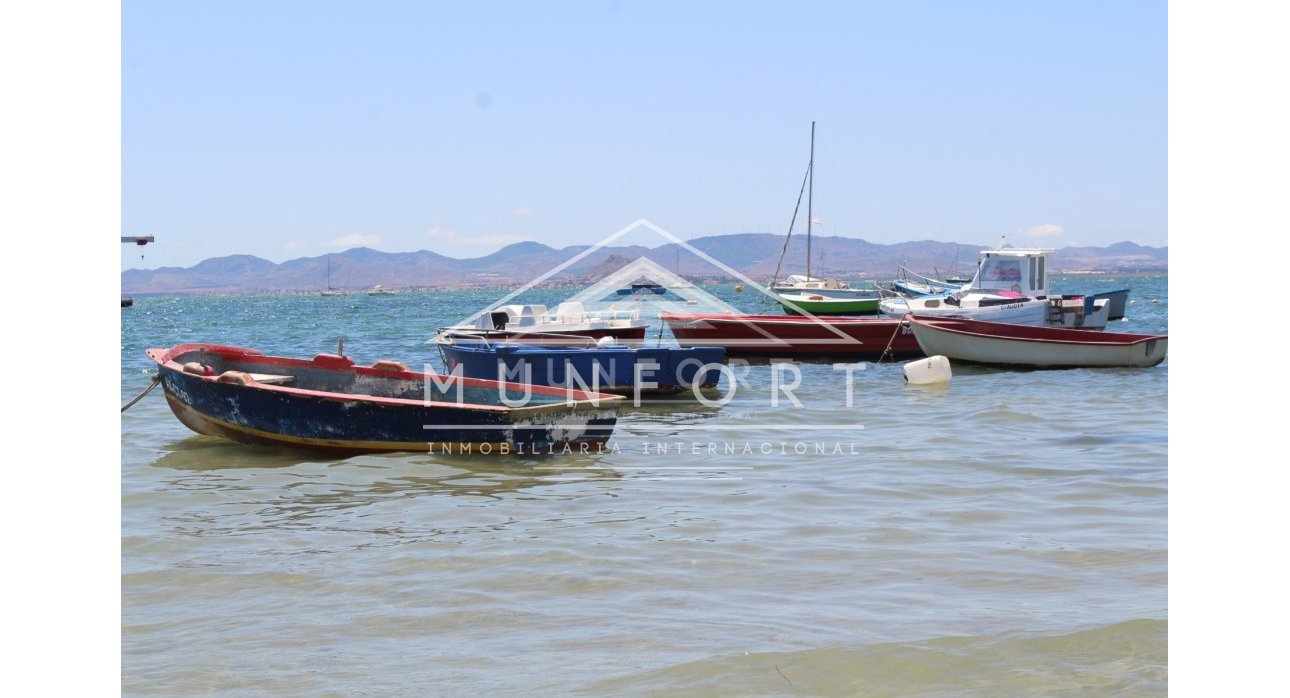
[806,121,814,280]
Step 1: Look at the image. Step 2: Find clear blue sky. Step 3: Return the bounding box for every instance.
[123,0,1166,269]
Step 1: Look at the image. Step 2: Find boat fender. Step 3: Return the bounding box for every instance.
[596,336,616,348]
[182,362,213,376]
[370,360,409,372]
[216,371,254,386]
[313,353,355,369]
[903,355,952,385]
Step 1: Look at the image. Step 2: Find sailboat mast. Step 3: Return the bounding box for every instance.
[806,121,814,280]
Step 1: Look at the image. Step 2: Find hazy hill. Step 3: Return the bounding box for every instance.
[122,234,1167,294]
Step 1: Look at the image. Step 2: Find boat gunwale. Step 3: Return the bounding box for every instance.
[147,344,625,413]
[660,312,902,326]
[906,315,1166,346]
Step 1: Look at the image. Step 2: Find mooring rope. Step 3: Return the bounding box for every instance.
[121,374,161,412]
[877,314,910,364]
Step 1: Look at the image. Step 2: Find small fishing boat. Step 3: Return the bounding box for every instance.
[881,247,1111,329]
[905,316,1168,368]
[367,284,396,296]
[661,312,922,359]
[891,265,965,297]
[436,336,726,396]
[443,302,650,344]
[147,343,623,453]
[777,291,882,316]
[616,282,667,296]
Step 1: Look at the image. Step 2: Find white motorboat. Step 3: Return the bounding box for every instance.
[439,302,650,344]
[881,247,1110,329]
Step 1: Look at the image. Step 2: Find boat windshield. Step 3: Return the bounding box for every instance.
[978,259,1023,288]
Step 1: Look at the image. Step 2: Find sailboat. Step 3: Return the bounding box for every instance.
[770,123,882,315]
[321,258,347,296]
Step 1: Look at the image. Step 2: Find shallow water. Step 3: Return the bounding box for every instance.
[121,274,1168,695]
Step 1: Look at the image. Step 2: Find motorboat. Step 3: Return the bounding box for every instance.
[441,302,650,344]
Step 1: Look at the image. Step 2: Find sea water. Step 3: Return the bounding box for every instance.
[121,274,1168,695]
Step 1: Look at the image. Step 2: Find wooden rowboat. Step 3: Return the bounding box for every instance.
[147,344,623,454]
[905,315,1167,368]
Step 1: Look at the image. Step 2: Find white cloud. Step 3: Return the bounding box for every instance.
[471,234,526,247]
[327,233,381,248]
[425,226,457,239]
[512,207,534,217]
[1019,224,1065,237]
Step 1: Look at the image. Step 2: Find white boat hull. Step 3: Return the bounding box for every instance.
[908,318,1167,368]
[882,297,1050,325]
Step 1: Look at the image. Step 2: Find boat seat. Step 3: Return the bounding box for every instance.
[247,373,295,385]
[555,301,586,323]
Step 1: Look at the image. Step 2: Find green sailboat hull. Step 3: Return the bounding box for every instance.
[778,295,883,316]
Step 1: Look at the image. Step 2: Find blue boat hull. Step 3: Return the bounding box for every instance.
[150,344,621,454]
[440,343,727,395]
[1087,289,1130,320]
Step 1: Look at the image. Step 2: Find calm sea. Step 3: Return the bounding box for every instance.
[121,274,1168,695]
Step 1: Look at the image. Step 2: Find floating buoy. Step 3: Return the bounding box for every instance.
[734,285,743,292]
[903,355,952,385]
[1129,299,1137,304]
[1151,299,1159,304]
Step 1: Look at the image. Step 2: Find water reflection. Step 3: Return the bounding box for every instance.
[151,437,326,471]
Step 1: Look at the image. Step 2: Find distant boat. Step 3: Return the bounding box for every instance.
[367,284,396,296]
[906,315,1168,368]
[320,258,348,296]
[615,282,667,296]
[147,343,623,453]
[121,297,134,308]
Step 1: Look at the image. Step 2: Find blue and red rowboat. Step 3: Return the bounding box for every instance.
[660,312,923,359]
[437,339,726,396]
[147,344,624,454]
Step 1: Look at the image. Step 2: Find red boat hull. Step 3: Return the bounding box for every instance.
[660,312,923,359]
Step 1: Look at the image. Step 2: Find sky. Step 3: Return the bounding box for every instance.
[122,0,1166,269]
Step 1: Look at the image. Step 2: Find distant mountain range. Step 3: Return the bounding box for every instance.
[122,234,1167,294]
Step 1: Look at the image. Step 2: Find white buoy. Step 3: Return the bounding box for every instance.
[596,335,616,348]
[904,355,952,385]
